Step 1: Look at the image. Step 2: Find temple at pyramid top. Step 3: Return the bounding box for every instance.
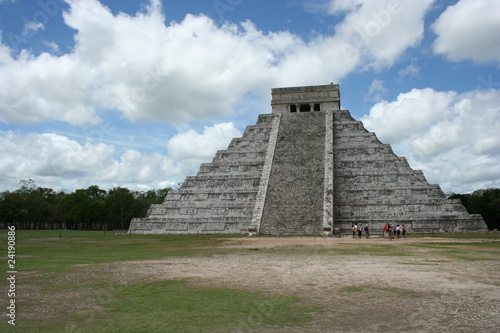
[129,84,487,235]
[271,84,341,113]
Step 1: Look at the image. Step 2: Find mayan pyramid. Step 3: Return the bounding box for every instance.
[129,84,486,235]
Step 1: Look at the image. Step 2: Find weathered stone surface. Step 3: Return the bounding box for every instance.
[259,111,325,235]
[129,84,487,235]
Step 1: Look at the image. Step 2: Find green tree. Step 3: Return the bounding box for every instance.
[0,180,167,230]
[0,191,27,228]
[106,187,136,230]
[60,186,106,230]
[135,188,170,217]
[449,188,500,230]
[0,180,66,229]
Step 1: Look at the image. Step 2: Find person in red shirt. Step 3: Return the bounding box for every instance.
[383,224,388,239]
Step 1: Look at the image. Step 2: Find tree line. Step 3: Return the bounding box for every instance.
[1,180,498,231]
[449,188,500,230]
[0,179,170,230]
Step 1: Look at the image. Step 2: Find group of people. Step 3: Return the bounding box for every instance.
[350,223,407,240]
[383,223,407,240]
[351,224,370,239]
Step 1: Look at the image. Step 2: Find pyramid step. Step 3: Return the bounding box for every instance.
[212,150,267,161]
[149,207,255,218]
[334,187,445,199]
[182,175,262,189]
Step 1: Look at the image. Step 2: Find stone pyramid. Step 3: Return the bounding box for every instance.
[129,84,486,235]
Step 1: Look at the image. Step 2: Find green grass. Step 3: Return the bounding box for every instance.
[420,241,500,247]
[0,230,242,272]
[14,279,317,333]
[339,286,364,293]
[407,240,500,262]
[338,285,421,299]
[417,232,500,239]
[0,231,318,333]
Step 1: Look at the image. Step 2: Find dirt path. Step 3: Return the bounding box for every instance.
[116,236,500,332]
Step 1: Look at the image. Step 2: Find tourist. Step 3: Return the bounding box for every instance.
[402,224,407,237]
[357,224,362,238]
[352,224,357,238]
[387,224,393,240]
[396,225,401,238]
[383,224,388,239]
[364,224,370,239]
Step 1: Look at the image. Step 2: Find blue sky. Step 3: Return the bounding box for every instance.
[0,0,499,193]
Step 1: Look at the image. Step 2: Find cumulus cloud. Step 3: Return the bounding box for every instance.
[0,132,172,191]
[0,132,115,187]
[166,122,242,176]
[0,33,11,64]
[94,149,176,185]
[361,88,457,142]
[329,0,434,68]
[0,50,99,125]
[362,88,500,192]
[0,0,435,126]
[0,122,242,191]
[167,122,241,160]
[432,0,500,63]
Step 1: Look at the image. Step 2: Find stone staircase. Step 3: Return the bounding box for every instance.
[259,111,325,235]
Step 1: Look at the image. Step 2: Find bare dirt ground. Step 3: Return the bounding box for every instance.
[113,236,500,333]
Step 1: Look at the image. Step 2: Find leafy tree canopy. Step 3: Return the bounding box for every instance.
[449,188,500,230]
[0,180,170,230]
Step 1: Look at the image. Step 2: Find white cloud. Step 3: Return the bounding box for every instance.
[0,131,148,190]
[0,33,11,64]
[361,88,457,142]
[94,149,176,186]
[411,90,500,156]
[167,122,242,172]
[330,0,434,68]
[432,0,500,63]
[0,0,434,127]
[0,50,99,125]
[362,88,500,192]
[0,132,115,188]
[0,130,180,191]
[0,121,243,191]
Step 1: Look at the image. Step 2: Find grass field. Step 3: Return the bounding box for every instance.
[1,230,499,332]
[1,231,317,332]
